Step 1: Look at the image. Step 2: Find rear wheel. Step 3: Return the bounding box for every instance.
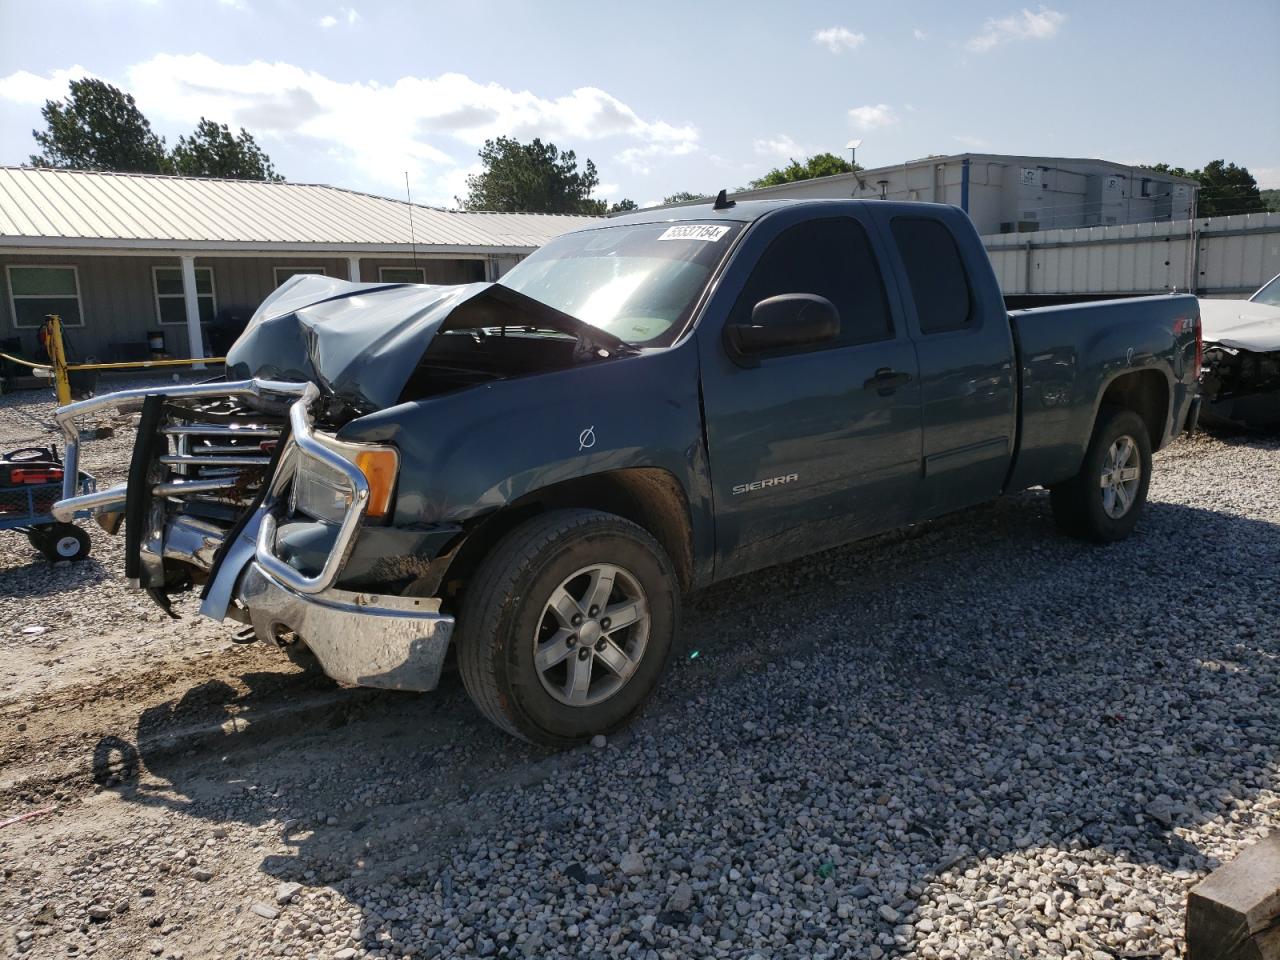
[1050,406,1152,542]
[456,509,678,746]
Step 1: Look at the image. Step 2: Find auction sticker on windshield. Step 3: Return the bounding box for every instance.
[657,224,731,242]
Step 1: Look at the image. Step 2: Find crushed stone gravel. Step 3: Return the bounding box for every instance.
[0,380,1276,959]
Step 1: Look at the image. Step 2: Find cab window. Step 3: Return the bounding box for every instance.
[890,218,974,335]
[731,218,893,347]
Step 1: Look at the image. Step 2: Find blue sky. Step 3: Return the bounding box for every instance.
[1,0,1276,207]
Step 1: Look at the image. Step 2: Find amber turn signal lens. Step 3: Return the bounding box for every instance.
[354,448,398,518]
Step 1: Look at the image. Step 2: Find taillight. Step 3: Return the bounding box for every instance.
[10,467,63,484]
[1175,314,1203,376]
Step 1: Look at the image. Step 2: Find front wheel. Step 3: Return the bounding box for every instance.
[1050,406,1153,542]
[456,509,679,746]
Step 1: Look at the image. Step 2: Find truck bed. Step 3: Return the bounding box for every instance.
[1007,294,1200,492]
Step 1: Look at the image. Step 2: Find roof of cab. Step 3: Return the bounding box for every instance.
[597,197,960,229]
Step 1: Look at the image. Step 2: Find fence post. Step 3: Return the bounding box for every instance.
[46,315,72,406]
[180,255,206,371]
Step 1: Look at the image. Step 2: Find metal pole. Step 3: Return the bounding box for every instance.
[180,255,206,371]
[47,315,72,406]
[1182,188,1192,293]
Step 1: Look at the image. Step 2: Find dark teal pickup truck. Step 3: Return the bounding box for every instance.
[55,198,1201,744]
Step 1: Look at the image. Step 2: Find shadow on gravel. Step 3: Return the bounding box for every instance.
[92,491,1279,956]
[0,555,111,598]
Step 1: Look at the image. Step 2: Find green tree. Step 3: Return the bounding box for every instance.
[750,152,858,189]
[459,137,605,214]
[608,198,639,213]
[663,191,709,204]
[1152,159,1266,217]
[170,118,283,181]
[1261,189,1280,214]
[30,78,169,173]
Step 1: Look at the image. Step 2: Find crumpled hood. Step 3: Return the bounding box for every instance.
[1198,297,1280,352]
[225,274,623,411]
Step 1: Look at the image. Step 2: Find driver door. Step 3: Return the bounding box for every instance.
[697,211,923,579]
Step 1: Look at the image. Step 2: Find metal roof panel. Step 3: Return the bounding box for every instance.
[0,167,600,250]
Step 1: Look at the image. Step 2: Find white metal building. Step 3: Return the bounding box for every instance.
[985,211,1280,299]
[703,153,1199,237]
[0,166,599,362]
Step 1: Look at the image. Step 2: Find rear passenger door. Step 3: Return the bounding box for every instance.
[879,211,1017,518]
[697,209,923,579]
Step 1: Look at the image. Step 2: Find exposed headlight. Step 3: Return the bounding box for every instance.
[291,441,398,523]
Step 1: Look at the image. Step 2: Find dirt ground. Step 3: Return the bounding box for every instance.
[1,381,1277,960]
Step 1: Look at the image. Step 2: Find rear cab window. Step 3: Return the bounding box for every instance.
[890,218,974,335]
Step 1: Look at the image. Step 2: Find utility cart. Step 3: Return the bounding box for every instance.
[1,447,95,562]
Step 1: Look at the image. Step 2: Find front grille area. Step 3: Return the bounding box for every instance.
[131,393,292,589]
[154,397,286,526]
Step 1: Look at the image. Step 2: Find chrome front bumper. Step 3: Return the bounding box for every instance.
[237,561,454,692]
[54,379,366,596]
[53,377,456,693]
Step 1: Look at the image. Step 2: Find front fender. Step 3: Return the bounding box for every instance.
[335,342,712,553]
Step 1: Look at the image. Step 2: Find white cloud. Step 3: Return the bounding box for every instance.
[848,104,898,130]
[614,140,699,176]
[967,7,1065,53]
[319,8,358,28]
[0,57,699,202]
[913,28,926,40]
[1253,166,1280,190]
[753,134,808,160]
[218,0,249,10]
[0,65,97,105]
[813,26,865,54]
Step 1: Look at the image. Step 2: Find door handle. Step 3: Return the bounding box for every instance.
[863,367,912,395]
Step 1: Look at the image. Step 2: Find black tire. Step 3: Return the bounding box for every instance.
[456,509,679,746]
[1050,406,1153,542]
[32,522,91,562]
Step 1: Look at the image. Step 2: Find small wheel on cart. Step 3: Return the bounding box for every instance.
[30,523,91,563]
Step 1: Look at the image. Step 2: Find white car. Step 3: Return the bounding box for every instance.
[1198,272,1280,431]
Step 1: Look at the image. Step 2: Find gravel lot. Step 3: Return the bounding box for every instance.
[1,380,1277,960]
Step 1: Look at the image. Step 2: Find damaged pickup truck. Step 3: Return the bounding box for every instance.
[55,198,1202,745]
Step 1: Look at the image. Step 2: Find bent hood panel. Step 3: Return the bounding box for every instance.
[226,275,487,411]
[225,274,624,412]
[1198,298,1280,352]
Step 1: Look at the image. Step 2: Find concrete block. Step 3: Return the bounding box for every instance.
[1187,832,1280,959]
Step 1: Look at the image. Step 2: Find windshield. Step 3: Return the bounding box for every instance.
[497,221,743,347]
[1251,273,1280,308]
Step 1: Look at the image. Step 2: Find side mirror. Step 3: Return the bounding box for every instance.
[725,294,841,362]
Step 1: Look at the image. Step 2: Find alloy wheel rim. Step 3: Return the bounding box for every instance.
[1099,435,1141,519]
[533,563,650,707]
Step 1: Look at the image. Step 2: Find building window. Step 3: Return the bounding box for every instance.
[153,266,217,326]
[274,266,327,285]
[6,265,85,329]
[379,266,427,284]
